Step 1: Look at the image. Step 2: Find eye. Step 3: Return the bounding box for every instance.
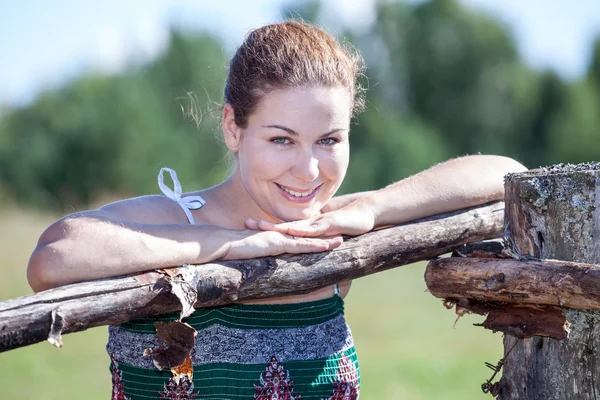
[317,137,339,146]
[270,137,291,145]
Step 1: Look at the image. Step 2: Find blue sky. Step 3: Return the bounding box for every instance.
[1,0,600,106]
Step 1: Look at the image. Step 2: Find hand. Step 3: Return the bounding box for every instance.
[244,201,376,238]
[223,230,343,260]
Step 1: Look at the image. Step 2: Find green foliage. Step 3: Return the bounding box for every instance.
[370,0,533,158]
[341,104,451,194]
[1,0,600,211]
[0,30,228,210]
[588,37,600,85]
[547,81,600,164]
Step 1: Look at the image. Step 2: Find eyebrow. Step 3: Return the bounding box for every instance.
[262,124,346,138]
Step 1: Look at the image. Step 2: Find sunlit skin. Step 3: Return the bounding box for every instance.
[219,85,352,224]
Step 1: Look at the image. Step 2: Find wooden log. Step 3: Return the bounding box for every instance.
[0,201,504,353]
[499,163,600,400]
[426,257,600,310]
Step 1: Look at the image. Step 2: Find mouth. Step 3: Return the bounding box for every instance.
[275,183,321,202]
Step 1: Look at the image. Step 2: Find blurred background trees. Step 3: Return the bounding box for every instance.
[1,0,599,211]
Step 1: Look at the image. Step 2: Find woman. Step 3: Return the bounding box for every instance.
[27,21,526,399]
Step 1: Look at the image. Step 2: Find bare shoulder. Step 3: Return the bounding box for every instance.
[97,195,191,225]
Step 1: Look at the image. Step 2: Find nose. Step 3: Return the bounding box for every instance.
[291,149,319,183]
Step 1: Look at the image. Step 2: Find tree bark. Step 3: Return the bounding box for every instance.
[0,201,503,353]
[499,163,600,400]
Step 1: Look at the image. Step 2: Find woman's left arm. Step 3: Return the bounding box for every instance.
[246,155,527,237]
[365,154,527,228]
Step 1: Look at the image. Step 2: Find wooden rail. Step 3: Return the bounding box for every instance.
[0,201,504,353]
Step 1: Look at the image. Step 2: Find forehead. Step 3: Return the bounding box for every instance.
[249,86,352,128]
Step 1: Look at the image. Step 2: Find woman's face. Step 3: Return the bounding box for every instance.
[227,85,352,222]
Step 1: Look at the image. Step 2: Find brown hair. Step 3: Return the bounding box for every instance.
[224,21,366,128]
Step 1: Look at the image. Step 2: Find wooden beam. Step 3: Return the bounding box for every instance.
[425,257,600,310]
[0,201,504,353]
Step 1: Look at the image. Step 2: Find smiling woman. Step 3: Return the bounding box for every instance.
[26,20,526,399]
[222,85,352,223]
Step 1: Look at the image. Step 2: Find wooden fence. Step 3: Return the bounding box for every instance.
[1,162,599,399]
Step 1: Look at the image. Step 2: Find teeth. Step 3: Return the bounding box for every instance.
[280,185,314,197]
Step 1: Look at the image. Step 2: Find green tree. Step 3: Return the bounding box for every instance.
[546,81,600,164]
[0,30,229,210]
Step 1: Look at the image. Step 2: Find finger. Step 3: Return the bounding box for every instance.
[284,235,343,253]
[278,236,326,253]
[244,218,260,230]
[255,218,328,237]
[257,219,300,234]
[256,219,280,231]
[325,236,343,249]
[286,224,320,236]
[286,220,332,237]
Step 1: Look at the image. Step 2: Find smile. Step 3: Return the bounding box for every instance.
[276,183,320,201]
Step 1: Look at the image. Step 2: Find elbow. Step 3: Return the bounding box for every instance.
[27,217,77,292]
[494,155,528,175]
[458,155,528,204]
[464,154,527,175]
[27,244,64,292]
[489,156,528,200]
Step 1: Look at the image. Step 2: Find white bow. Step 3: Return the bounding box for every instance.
[158,167,205,224]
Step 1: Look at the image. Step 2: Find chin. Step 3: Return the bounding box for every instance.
[276,207,319,222]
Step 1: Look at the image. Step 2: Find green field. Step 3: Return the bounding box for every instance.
[0,207,503,399]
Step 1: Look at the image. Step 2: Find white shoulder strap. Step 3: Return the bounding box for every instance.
[158,167,205,224]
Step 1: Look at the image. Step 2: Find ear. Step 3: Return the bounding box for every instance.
[222,103,243,152]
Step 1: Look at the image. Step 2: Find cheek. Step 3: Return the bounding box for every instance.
[240,142,287,184]
[323,146,350,181]
[249,154,286,179]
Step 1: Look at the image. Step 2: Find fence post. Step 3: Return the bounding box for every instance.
[499,164,600,399]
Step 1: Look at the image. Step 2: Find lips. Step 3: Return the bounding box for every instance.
[275,183,321,202]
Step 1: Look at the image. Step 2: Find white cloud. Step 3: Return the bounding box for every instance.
[324,0,377,34]
[134,11,169,61]
[93,25,129,73]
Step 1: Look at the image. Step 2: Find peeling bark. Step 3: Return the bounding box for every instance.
[0,202,503,353]
[144,321,197,369]
[480,305,569,340]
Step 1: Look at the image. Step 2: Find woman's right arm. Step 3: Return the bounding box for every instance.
[27,196,340,292]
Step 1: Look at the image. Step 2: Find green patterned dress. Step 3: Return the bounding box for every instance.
[107,295,360,399]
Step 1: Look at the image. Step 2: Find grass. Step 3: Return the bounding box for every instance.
[0,206,503,399]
